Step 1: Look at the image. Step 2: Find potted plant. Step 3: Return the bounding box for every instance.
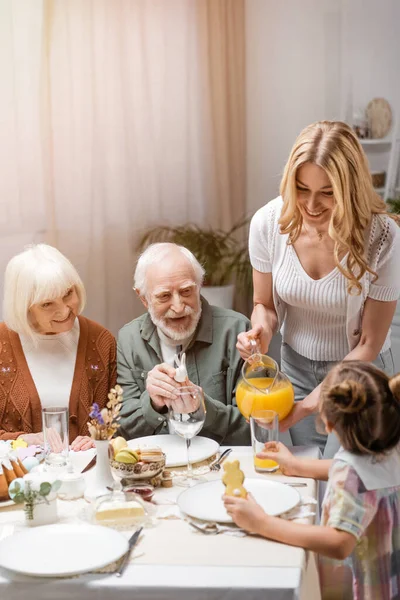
[136,218,252,309]
[387,197,400,214]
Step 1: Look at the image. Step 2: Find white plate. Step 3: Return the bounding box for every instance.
[0,524,128,577]
[178,478,300,523]
[128,435,219,467]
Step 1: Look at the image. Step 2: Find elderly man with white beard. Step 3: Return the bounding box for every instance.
[117,242,251,445]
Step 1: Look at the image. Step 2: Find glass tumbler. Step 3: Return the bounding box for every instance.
[250,409,279,473]
[42,407,69,471]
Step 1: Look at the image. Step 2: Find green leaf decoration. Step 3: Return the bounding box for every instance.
[51,480,62,492]
[39,482,52,497]
[12,493,25,504]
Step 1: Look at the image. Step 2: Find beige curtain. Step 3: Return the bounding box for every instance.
[197,0,247,231]
[0,0,247,332]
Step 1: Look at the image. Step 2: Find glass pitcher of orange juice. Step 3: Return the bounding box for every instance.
[236,345,295,422]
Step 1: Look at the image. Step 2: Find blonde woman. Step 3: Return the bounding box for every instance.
[0,244,116,450]
[237,121,400,457]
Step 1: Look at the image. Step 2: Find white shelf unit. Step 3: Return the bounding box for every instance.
[359,138,392,146]
[358,120,400,201]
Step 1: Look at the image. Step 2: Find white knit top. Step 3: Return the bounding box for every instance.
[276,244,348,360]
[249,198,400,361]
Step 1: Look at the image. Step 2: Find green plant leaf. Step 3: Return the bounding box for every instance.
[39,482,52,497]
[12,493,25,504]
[387,198,400,214]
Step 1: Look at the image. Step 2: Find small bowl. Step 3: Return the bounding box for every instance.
[123,484,155,503]
[110,454,166,483]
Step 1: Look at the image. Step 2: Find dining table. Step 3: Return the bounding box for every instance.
[0,444,321,600]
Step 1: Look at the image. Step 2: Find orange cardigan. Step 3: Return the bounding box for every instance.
[0,316,116,443]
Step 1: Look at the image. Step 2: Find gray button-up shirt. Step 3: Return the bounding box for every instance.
[117,298,251,445]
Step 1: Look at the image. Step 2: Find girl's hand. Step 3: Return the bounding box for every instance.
[70,436,96,451]
[279,388,320,431]
[236,325,266,359]
[258,442,300,476]
[223,493,268,534]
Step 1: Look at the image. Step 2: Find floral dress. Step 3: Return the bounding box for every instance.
[320,455,400,600]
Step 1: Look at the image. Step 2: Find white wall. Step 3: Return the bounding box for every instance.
[246,0,342,215]
[246,0,400,211]
[246,0,400,368]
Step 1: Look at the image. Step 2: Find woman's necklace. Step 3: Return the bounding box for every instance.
[302,221,326,241]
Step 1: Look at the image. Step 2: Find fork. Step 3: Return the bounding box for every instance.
[210,448,232,471]
[189,522,220,535]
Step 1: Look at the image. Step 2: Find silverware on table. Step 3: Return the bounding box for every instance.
[282,482,308,487]
[189,522,220,535]
[210,448,232,471]
[81,456,97,473]
[116,527,143,577]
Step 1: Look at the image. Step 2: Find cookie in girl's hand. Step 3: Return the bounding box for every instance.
[222,460,247,498]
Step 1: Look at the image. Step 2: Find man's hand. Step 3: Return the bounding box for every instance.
[236,324,268,359]
[171,381,203,414]
[146,363,179,411]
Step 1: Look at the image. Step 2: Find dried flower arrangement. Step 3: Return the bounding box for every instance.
[87,385,123,441]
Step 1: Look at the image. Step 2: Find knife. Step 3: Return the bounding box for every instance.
[81,455,96,473]
[116,527,143,577]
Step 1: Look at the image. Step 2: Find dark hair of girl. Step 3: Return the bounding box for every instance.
[320,360,400,455]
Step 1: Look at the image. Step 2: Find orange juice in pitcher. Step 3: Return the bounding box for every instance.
[236,353,294,421]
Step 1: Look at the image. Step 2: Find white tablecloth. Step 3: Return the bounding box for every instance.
[0,446,321,600]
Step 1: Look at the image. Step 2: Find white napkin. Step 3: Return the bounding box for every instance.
[280,495,317,521]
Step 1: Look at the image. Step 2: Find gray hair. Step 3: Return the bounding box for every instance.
[134,243,205,296]
[3,244,86,340]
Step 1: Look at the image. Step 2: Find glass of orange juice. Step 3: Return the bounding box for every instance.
[250,410,279,473]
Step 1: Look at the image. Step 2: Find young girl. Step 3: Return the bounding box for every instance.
[224,360,400,600]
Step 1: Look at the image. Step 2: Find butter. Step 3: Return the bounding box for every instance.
[95,500,145,522]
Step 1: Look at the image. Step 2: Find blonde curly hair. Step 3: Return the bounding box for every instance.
[279,121,398,294]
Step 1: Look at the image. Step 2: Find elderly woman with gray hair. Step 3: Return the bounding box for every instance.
[0,244,116,450]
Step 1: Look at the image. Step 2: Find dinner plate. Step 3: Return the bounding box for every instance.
[178,478,300,523]
[0,524,128,577]
[128,435,219,467]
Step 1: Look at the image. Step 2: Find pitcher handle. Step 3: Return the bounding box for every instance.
[249,338,261,355]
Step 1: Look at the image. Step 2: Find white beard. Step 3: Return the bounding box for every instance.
[148,303,201,341]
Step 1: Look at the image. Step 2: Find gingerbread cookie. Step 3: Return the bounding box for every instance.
[222,460,247,498]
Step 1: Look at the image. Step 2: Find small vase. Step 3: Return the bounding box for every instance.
[26,496,58,527]
[23,474,59,527]
[84,440,114,502]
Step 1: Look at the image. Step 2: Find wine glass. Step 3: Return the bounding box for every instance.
[168,385,206,486]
